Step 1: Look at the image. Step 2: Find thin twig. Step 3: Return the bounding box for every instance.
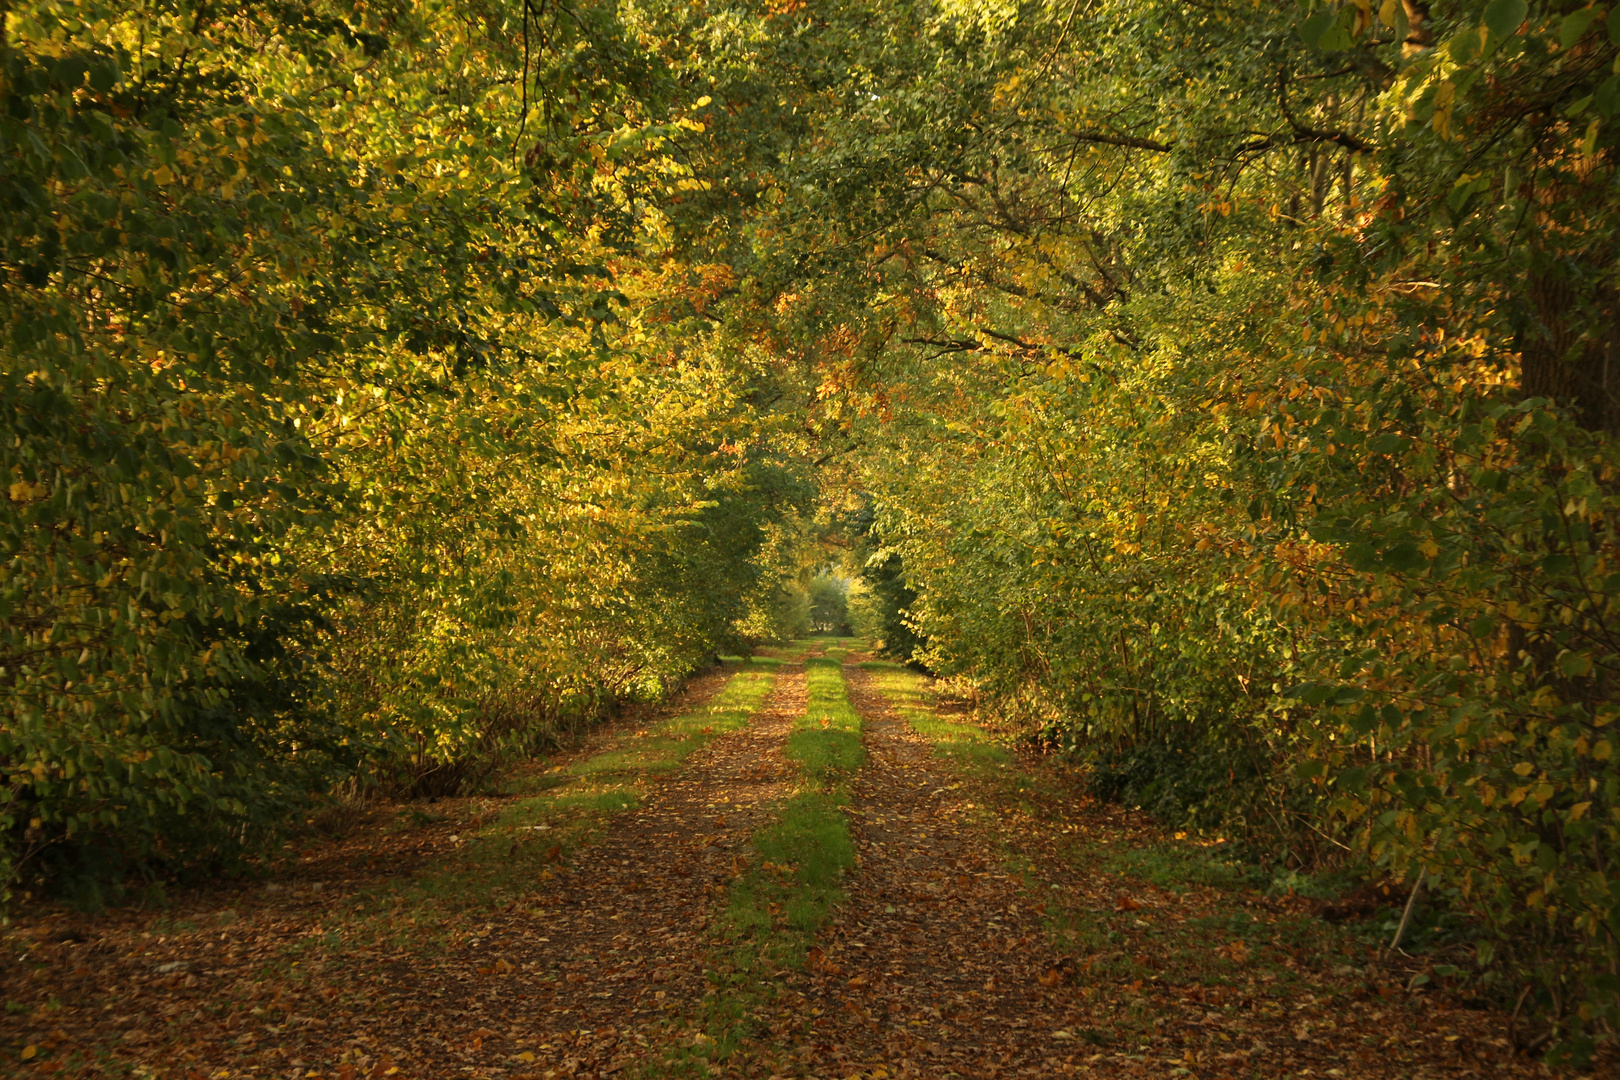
[1508,983,1533,1049]
[1385,865,1425,956]
[514,0,534,161]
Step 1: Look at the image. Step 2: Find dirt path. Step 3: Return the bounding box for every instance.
[736,660,1064,1079]
[501,660,808,1071]
[3,652,1590,1079]
[0,660,810,1079]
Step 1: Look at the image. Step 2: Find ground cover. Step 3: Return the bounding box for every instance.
[2,643,1603,1079]
[669,646,869,1071]
[820,658,1604,1080]
[0,653,796,1077]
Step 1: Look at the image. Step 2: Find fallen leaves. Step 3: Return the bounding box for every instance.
[2,650,1606,1078]
[1038,955,1078,987]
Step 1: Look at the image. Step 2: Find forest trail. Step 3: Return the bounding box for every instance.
[707,656,1568,1080]
[0,647,1583,1079]
[724,658,1070,1078]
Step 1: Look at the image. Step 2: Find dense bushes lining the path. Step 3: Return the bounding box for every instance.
[0,2,809,901]
[680,0,1620,1056]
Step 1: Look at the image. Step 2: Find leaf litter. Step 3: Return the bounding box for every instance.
[2,647,1604,1078]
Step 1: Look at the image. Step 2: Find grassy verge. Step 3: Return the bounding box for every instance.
[317,657,789,947]
[853,660,1472,1044]
[670,652,866,1071]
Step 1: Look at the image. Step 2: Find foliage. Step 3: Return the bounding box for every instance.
[7,0,1620,1057]
[850,550,928,663]
[804,573,851,636]
[0,0,811,898]
[667,0,1620,1055]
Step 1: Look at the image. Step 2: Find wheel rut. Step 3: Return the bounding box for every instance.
[738,660,1064,1079]
[348,661,812,1077]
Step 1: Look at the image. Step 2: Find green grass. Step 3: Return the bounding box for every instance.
[1097,841,1272,894]
[786,657,864,780]
[727,656,864,952]
[311,660,786,954]
[662,648,868,1073]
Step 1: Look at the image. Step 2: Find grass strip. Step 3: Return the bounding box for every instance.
[326,657,788,946]
[668,652,866,1071]
[858,659,1013,779]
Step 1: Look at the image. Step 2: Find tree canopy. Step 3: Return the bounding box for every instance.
[4,0,1618,1058]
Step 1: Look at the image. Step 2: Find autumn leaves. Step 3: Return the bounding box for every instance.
[694,645,867,1062]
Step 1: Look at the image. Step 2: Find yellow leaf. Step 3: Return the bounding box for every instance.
[1570,801,1592,821]
[1432,81,1456,140]
[1379,0,1399,27]
[1581,118,1602,158]
[20,1045,37,1060]
[516,1051,537,1063]
[1513,761,1534,776]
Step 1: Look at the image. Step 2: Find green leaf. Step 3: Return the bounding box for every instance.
[1300,9,1337,47]
[1558,650,1593,677]
[1295,682,1334,705]
[1346,541,1379,571]
[1581,117,1603,156]
[1561,6,1601,48]
[1347,707,1381,736]
[1484,0,1529,41]
[1597,76,1620,117]
[1383,540,1424,571]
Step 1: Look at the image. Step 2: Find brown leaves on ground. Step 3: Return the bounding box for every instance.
[700,662,1590,1080]
[1,653,1605,1079]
